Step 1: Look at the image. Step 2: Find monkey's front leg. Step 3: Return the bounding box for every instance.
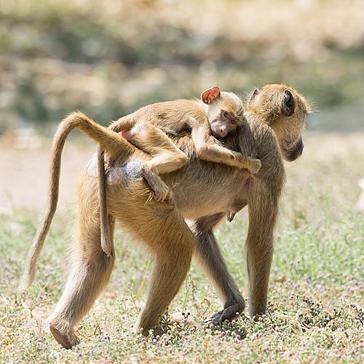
[246,183,278,317]
[192,214,245,324]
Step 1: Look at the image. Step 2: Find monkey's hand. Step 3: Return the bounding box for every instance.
[246,157,262,175]
[232,152,262,174]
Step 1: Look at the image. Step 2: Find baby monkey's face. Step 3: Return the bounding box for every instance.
[201,86,244,139]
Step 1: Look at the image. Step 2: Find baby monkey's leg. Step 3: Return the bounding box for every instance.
[124,123,188,201]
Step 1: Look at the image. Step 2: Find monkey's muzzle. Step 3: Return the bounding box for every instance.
[282,137,304,162]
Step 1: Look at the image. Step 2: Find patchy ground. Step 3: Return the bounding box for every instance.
[0,132,363,363]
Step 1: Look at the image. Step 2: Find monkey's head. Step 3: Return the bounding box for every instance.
[201,86,244,139]
[246,84,311,161]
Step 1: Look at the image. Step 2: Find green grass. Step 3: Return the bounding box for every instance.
[0,134,363,363]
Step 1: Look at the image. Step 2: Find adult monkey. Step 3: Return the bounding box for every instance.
[23,84,310,348]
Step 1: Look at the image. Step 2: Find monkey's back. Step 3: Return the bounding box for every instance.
[130,99,207,135]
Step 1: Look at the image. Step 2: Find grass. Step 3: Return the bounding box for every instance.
[0,133,363,363]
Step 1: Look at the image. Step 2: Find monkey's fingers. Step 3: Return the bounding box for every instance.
[248,158,262,175]
[141,166,173,203]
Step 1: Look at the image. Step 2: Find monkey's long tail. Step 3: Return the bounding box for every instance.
[19,112,134,290]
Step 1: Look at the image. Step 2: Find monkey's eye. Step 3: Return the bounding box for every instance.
[221,110,228,118]
[221,110,238,125]
[221,110,231,120]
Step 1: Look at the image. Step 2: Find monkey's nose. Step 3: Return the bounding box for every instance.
[219,127,227,137]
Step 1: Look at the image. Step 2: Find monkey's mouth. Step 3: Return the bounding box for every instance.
[281,137,304,161]
[211,126,228,139]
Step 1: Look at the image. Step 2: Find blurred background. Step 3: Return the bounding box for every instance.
[0,0,363,209]
[1,0,364,131]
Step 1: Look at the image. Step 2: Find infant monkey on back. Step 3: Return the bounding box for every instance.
[114,86,262,202]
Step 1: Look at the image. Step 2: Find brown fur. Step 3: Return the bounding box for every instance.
[21,84,309,348]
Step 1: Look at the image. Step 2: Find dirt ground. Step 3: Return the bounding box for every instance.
[0,131,363,212]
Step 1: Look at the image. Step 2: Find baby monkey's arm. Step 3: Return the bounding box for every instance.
[191,122,261,174]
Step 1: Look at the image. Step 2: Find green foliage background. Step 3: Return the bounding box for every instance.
[1,0,364,132]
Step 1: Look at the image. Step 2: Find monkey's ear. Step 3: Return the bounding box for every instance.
[282,90,295,116]
[248,88,260,102]
[201,86,221,104]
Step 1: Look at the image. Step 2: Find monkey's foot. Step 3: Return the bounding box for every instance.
[141,166,173,202]
[49,321,80,349]
[247,158,262,174]
[231,152,261,174]
[206,301,245,325]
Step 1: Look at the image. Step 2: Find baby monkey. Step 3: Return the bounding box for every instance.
[111,86,261,201]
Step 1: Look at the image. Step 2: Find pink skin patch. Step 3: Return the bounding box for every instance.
[120,129,136,141]
[86,154,143,186]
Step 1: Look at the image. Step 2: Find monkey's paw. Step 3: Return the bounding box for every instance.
[154,184,173,203]
[149,179,173,203]
[206,301,245,325]
[141,166,173,203]
[248,158,262,174]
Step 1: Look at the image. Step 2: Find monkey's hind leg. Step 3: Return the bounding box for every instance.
[123,123,188,202]
[48,203,115,349]
[117,206,194,335]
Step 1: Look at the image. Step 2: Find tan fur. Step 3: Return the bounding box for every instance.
[19,112,134,290]
[98,90,261,255]
[21,84,310,348]
[111,91,261,192]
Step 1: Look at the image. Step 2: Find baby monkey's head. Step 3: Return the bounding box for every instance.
[201,86,244,139]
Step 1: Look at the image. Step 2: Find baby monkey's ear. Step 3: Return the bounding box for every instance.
[201,86,221,104]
